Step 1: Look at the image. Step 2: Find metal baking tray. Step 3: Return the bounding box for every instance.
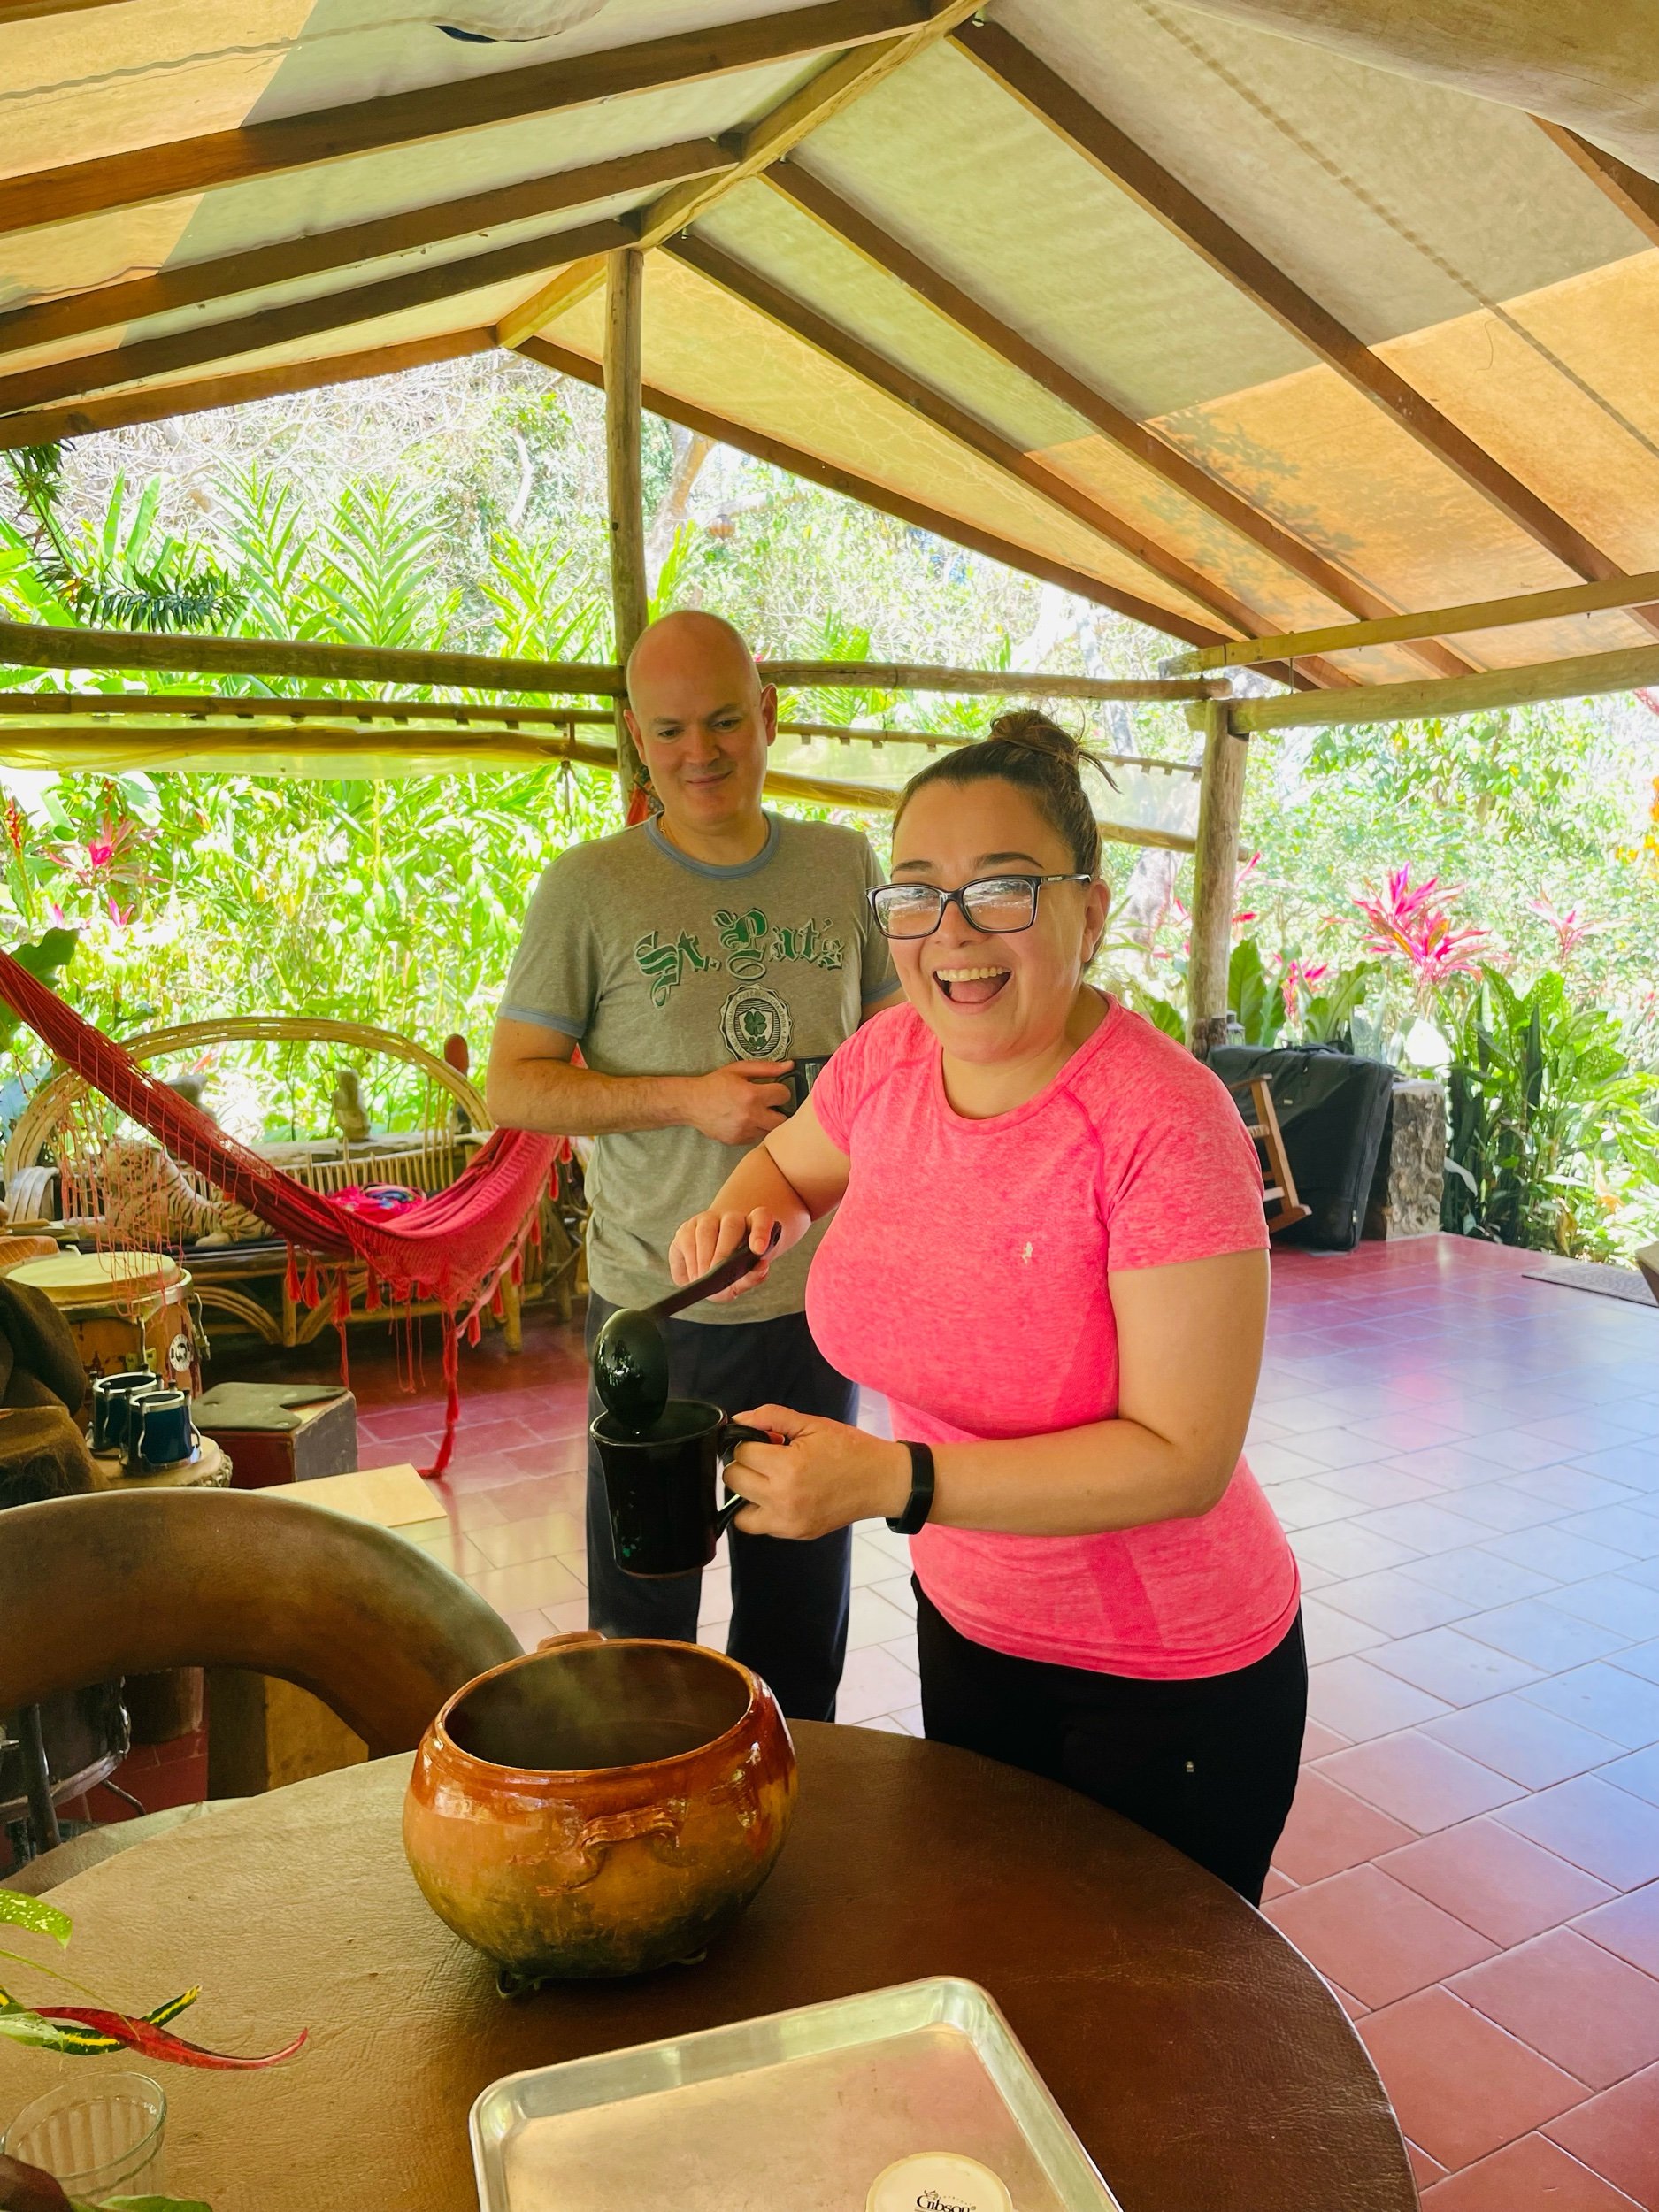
[471,1976,1120,2211]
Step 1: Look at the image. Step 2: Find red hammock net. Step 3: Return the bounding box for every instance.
[0,943,560,1477]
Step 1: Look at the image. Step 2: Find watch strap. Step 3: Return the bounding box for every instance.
[886,1440,936,1537]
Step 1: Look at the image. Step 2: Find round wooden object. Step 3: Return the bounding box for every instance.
[0,1732,1412,2212]
[9,1251,200,1400]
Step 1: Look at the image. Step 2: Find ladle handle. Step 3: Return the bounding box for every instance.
[654,1223,782,1323]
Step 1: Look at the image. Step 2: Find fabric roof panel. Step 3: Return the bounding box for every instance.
[0,0,313,180]
[561,252,1230,628]
[690,180,1089,455]
[998,0,1645,348]
[780,40,1321,420]
[1152,360,1587,614]
[0,61,810,314]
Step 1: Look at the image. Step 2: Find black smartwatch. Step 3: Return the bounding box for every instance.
[886,1440,936,1536]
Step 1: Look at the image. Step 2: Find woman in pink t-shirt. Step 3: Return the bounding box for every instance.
[670,713,1304,1901]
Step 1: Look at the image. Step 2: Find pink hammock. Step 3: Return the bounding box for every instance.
[0,943,559,1476]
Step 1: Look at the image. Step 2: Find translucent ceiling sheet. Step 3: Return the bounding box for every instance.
[562,253,1226,628]
[1000,0,1643,344]
[794,41,1318,421]
[1164,0,1659,182]
[0,60,813,313]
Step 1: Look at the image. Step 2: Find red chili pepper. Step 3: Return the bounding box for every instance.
[36,2004,306,2070]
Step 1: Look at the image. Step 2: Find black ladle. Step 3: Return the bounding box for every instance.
[593,1225,782,1432]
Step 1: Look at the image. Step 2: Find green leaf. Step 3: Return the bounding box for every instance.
[0,1888,73,1947]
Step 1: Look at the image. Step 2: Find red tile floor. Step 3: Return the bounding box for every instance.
[49,1234,1659,2205]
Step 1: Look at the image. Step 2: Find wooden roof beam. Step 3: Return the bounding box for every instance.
[666,234,1260,650]
[764,161,1475,683]
[1231,637,1659,735]
[1532,119,1659,250]
[1162,565,1659,673]
[0,330,494,450]
[954,19,1659,638]
[497,0,982,347]
[518,331,1225,640]
[0,141,732,368]
[0,216,631,417]
[0,0,941,242]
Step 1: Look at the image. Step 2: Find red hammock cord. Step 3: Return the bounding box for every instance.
[0,945,558,1478]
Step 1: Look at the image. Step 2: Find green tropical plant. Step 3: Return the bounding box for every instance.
[1438,966,1659,1257]
[1227,937,1287,1048]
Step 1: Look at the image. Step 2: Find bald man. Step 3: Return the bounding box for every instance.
[488,611,898,1719]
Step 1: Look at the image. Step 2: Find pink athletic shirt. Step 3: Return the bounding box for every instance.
[806,997,1300,1678]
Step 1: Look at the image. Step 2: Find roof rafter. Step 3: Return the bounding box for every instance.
[497,0,983,346]
[518,331,1242,648]
[0,217,630,418]
[764,160,1475,682]
[0,331,495,451]
[0,0,937,242]
[954,18,1659,635]
[667,234,1269,647]
[1532,118,1659,249]
[0,140,732,368]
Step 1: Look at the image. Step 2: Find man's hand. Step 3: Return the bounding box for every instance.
[685,1059,793,1146]
[670,1206,779,1298]
[723,1406,912,1539]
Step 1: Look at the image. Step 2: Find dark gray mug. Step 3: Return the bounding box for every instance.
[589,1400,771,1578]
[90,1371,157,1455]
[127,1387,196,1471]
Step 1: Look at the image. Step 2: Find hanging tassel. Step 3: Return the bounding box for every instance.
[420,1320,462,1479]
[285,1246,302,1302]
[332,1270,353,1392]
[510,1249,523,1286]
[465,1310,483,1348]
[490,1281,505,1320]
[301,1256,319,1306]
[363,1273,382,1311]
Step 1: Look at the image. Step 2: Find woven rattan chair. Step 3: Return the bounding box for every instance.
[2,1014,580,1345]
[0,1486,519,1892]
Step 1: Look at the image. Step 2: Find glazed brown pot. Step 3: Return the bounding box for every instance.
[403,1632,796,1981]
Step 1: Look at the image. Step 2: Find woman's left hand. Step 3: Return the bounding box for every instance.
[726,1405,912,1540]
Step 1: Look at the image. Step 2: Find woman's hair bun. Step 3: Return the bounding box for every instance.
[986,708,1080,761]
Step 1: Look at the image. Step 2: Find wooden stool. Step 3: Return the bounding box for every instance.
[1233,1077,1312,1236]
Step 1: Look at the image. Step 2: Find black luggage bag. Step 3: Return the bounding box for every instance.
[1208,1046,1397,1252]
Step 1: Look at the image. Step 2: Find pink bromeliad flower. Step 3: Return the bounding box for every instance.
[1526,894,1603,962]
[1353,868,1488,995]
[1280,956,1329,1022]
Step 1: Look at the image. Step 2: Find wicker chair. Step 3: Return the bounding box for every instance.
[3,1015,581,1348]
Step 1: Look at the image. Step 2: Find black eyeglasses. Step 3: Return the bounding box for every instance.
[869,873,1093,940]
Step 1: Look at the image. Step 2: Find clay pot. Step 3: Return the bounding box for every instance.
[403,1632,796,1981]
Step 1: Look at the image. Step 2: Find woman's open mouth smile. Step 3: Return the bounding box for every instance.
[933,964,1010,1007]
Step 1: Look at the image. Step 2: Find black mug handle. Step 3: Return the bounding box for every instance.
[714,1422,774,1538]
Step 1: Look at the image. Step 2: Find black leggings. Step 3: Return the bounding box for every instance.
[916,1586,1307,1905]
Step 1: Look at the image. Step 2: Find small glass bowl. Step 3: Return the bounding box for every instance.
[3,2070,167,2202]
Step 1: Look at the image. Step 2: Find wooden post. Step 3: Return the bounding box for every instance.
[603,246,649,810]
[1187,697,1248,1057]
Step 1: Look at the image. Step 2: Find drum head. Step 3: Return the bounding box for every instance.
[10,1251,184,1302]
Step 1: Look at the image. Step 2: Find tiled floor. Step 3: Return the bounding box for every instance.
[42,1235,1659,2205]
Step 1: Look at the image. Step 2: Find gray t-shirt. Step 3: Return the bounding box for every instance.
[500,812,895,1322]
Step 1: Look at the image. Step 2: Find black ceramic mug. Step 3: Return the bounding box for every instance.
[589,1399,772,1578]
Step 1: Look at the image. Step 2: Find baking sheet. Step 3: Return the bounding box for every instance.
[471,1977,1120,2211]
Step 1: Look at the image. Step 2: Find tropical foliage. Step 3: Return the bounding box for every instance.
[0,355,1655,1256]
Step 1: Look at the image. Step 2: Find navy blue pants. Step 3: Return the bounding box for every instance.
[584,1294,854,1722]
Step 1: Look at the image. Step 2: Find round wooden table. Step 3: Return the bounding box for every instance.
[0,1727,1413,2212]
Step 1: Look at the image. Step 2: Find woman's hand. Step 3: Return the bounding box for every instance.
[725,1405,912,1539]
[668,1206,779,1301]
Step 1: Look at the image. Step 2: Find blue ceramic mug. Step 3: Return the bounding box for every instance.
[128,1388,196,1471]
[90,1371,156,1454]
[92,1371,159,1455]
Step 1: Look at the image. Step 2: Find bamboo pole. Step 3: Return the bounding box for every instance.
[1186,699,1248,1056]
[1229,638,1659,734]
[603,248,649,811]
[1162,567,1659,675]
[0,618,1222,706]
